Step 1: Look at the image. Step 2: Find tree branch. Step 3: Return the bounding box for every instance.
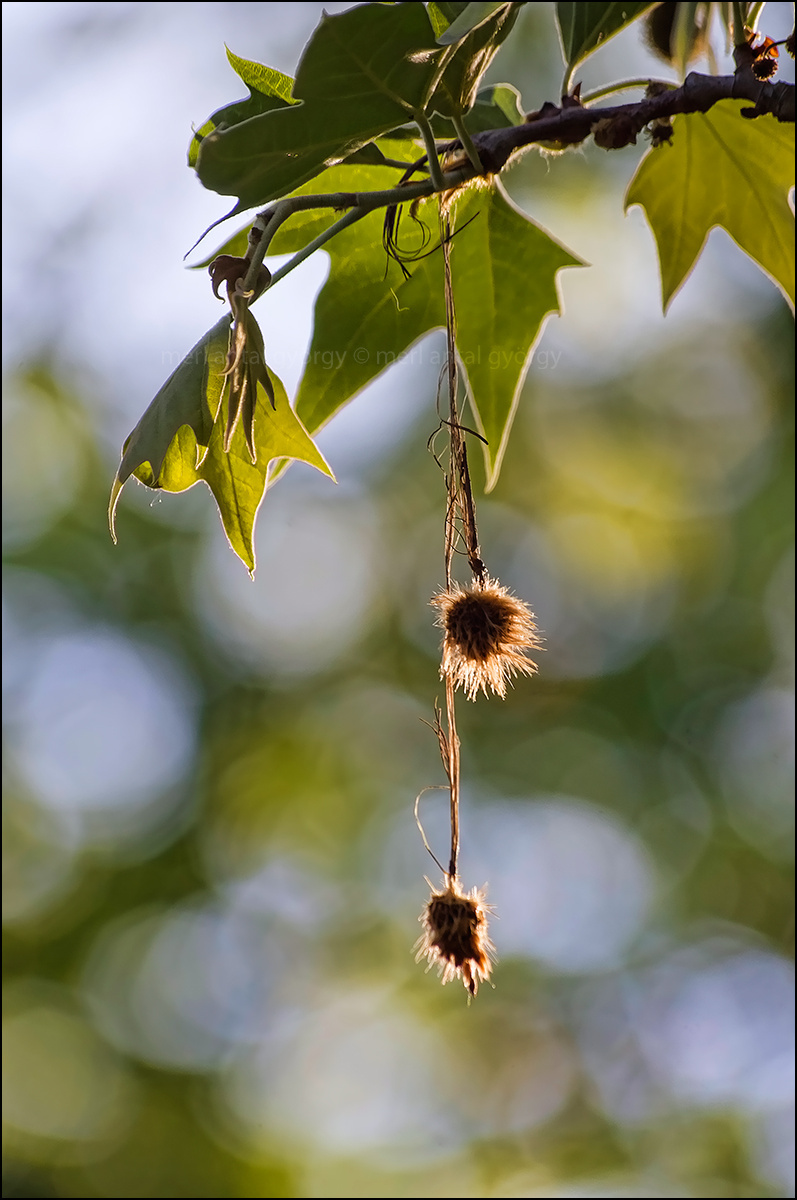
[472,68,794,175]
[221,66,792,296]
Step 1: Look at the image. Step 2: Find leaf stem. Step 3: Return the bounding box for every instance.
[732,1,749,46]
[380,156,430,171]
[451,113,484,173]
[243,199,292,293]
[561,62,576,99]
[445,672,460,878]
[267,207,368,288]
[413,109,447,189]
[581,77,677,104]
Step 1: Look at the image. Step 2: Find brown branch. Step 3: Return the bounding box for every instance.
[214,62,793,296]
[468,67,795,175]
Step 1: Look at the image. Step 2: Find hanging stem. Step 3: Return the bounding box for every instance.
[441,210,486,589]
[441,202,462,879]
[442,211,458,589]
[445,672,460,878]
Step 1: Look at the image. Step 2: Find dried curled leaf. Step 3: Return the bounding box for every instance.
[223,287,276,461]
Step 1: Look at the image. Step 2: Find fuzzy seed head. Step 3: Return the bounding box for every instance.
[416,877,495,997]
[431,578,541,700]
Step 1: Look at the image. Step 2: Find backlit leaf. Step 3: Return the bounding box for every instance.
[110,318,332,573]
[190,142,420,268]
[435,2,512,45]
[625,102,795,312]
[194,3,444,210]
[110,315,231,522]
[429,4,520,118]
[192,370,333,575]
[188,48,295,170]
[556,2,656,81]
[291,178,583,490]
[451,183,585,488]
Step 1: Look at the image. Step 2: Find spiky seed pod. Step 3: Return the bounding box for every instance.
[416,877,494,997]
[752,55,778,80]
[431,577,540,700]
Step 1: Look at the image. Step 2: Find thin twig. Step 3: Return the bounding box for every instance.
[268,207,367,287]
[445,672,460,878]
[441,210,486,587]
[414,785,449,876]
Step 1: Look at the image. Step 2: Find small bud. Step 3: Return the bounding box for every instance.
[208,255,271,303]
[646,117,674,147]
[592,114,640,151]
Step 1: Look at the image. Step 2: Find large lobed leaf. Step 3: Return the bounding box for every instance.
[190,84,525,267]
[194,3,446,210]
[625,102,795,313]
[109,317,332,574]
[193,2,522,212]
[283,169,583,490]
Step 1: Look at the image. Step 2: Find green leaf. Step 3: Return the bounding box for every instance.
[194,3,445,209]
[625,102,796,313]
[472,82,525,128]
[340,142,393,167]
[226,47,295,102]
[188,48,295,170]
[671,2,706,77]
[430,3,520,119]
[291,202,443,439]
[556,2,656,82]
[432,82,525,137]
[452,184,585,487]
[428,2,470,40]
[110,317,333,573]
[435,2,513,45]
[191,142,421,269]
[191,370,333,574]
[292,179,583,490]
[111,316,231,510]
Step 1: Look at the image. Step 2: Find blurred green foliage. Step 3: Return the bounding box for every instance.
[4,293,793,1196]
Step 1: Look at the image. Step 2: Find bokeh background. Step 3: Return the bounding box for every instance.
[3,3,794,1197]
